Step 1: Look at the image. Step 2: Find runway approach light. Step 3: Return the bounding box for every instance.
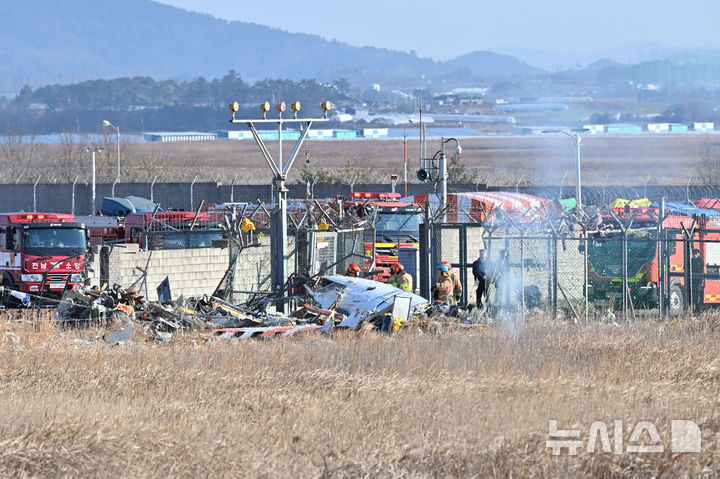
[229,102,240,120]
[260,101,271,119]
[321,100,332,118]
[291,101,301,118]
[277,102,286,117]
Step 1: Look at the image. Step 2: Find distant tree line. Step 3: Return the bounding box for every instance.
[2,71,350,133]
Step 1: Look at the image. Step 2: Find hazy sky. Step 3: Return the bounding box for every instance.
[157,0,719,60]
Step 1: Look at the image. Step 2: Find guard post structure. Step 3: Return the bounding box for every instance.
[229,100,331,313]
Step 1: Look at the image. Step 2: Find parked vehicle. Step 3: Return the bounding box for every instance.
[0,213,88,305]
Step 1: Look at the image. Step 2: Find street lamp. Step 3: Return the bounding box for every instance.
[544,128,590,208]
[102,120,120,196]
[83,147,104,214]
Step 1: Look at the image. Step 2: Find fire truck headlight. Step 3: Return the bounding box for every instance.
[21,274,43,282]
[71,274,83,282]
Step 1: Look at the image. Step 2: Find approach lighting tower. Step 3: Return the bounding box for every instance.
[229,100,331,311]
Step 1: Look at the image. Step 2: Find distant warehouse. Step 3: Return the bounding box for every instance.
[144,131,217,142]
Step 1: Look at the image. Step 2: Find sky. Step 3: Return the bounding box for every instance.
[157,0,720,61]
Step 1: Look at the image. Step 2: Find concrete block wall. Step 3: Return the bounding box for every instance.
[84,235,286,303]
[86,243,231,301]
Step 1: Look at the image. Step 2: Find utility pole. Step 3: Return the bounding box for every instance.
[229,100,330,312]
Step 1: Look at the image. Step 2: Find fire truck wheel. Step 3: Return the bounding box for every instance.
[668,284,686,318]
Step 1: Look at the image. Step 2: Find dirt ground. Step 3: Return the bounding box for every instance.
[0,314,719,477]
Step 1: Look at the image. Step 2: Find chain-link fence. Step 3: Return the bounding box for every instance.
[423,212,720,322]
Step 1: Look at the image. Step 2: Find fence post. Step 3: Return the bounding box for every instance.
[150,175,157,203]
[230,174,238,203]
[552,230,558,318]
[584,229,588,323]
[71,175,79,215]
[190,175,198,211]
[622,228,628,321]
[419,204,432,300]
[658,198,665,319]
[460,225,468,307]
[33,175,41,212]
[520,230,525,322]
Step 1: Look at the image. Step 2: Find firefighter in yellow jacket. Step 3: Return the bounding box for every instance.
[388,263,413,292]
[442,260,463,303]
[433,263,456,304]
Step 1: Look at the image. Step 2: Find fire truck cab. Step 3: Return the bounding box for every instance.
[586,206,720,316]
[0,213,88,305]
[345,192,422,282]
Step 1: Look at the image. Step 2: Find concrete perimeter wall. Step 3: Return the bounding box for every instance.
[86,238,275,301]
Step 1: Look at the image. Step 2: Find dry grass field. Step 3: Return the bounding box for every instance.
[0,314,719,477]
[133,134,720,186]
[14,133,720,186]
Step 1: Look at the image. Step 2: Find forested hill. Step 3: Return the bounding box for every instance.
[0,0,544,92]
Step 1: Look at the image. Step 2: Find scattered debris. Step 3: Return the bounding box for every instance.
[103,327,132,345]
[1,270,455,343]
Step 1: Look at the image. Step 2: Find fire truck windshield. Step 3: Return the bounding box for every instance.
[374,213,421,235]
[587,230,656,278]
[22,227,87,255]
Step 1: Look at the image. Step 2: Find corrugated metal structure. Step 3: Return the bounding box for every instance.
[308,129,334,139]
[606,124,643,134]
[360,128,389,138]
[583,124,606,134]
[648,123,670,133]
[144,132,217,142]
[694,122,715,132]
[333,129,357,139]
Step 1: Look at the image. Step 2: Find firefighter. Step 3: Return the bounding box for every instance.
[346,263,361,277]
[442,260,463,303]
[472,249,488,308]
[388,262,413,292]
[433,263,455,304]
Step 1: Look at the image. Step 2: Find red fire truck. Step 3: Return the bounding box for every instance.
[586,206,720,316]
[344,192,422,281]
[0,213,88,305]
[83,211,226,250]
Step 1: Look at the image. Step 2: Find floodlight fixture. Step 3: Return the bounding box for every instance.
[260,101,271,119]
[321,100,332,118]
[229,102,240,120]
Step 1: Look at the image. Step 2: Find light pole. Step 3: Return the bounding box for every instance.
[559,129,590,208]
[84,147,103,214]
[439,137,462,222]
[102,120,120,196]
